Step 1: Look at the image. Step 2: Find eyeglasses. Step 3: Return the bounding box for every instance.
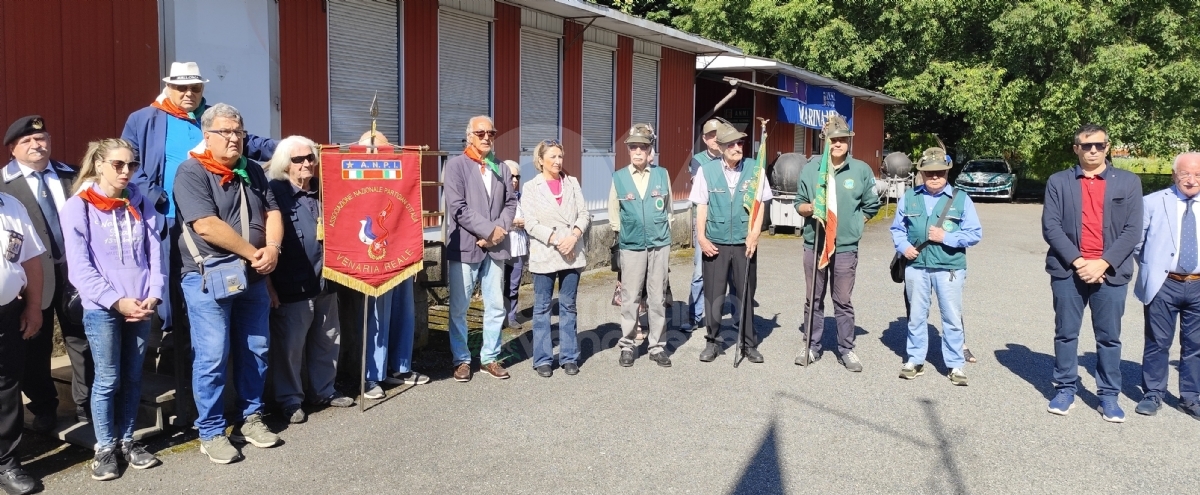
[724,141,744,148]
[291,154,316,164]
[830,137,850,144]
[511,175,521,181]
[471,130,498,139]
[1076,142,1108,152]
[169,84,203,94]
[104,160,140,172]
[1177,173,1200,180]
[206,129,247,140]
[923,171,947,178]
[628,144,650,151]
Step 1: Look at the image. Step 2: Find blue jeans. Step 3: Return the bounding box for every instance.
[688,222,704,321]
[448,259,505,365]
[1050,276,1125,396]
[904,267,966,369]
[365,278,416,382]
[83,309,150,449]
[532,269,580,368]
[182,274,271,440]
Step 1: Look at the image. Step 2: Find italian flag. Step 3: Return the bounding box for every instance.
[812,138,838,269]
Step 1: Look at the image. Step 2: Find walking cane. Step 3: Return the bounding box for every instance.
[801,217,823,367]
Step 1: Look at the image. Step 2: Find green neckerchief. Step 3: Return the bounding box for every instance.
[483,151,501,178]
[232,156,250,184]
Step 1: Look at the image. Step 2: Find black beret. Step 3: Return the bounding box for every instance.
[5,115,47,146]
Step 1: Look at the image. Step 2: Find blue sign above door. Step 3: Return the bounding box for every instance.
[776,74,853,131]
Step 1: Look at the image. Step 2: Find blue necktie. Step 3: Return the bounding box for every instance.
[1179,199,1197,273]
[34,170,63,260]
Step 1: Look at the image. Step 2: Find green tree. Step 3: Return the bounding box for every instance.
[662,0,1200,176]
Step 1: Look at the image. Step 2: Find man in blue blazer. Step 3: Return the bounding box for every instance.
[1041,123,1142,422]
[1133,152,1200,420]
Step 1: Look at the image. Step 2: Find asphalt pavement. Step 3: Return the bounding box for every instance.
[33,202,1200,494]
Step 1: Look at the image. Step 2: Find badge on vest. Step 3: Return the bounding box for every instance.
[942,220,958,232]
[4,230,23,263]
[655,197,665,211]
[741,180,751,192]
[624,193,635,201]
[843,179,855,190]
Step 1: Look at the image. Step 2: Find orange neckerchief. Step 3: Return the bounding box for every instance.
[79,187,142,221]
[189,149,248,186]
[464,146,501,177]
[152,97,195,122]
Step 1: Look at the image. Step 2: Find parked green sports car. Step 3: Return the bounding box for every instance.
[954,159,1017,201]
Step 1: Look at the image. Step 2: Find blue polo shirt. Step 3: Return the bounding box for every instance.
[164,115,204,217]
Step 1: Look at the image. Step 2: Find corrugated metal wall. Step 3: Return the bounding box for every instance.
[279,0,329,143]
[561,20,583,178]
[0,0,159,164]
[750,74,795,165]
[658,47,694,200]
[852,99,885,174]
[404,0,440,222]
[613,36,633,168]
[493,2,521,160]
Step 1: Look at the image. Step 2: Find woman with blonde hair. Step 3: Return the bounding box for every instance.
[520,140,590,377]
[61,138,163,480]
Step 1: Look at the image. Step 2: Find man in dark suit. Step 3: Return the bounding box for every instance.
[1041,123,1142,422]
[0,116,93,433]
[443,116,518,383]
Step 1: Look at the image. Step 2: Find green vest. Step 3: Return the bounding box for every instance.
[613,166,672,250]
[902,188,969,270]
[701,158,757,244]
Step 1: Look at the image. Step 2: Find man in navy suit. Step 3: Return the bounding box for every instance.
[1133,152,1200,420]
[1041,123,1142,422]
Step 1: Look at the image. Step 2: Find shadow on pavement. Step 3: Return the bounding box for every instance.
[881,319,950,372]
[729,418,785,495]
[994,344,1144,408]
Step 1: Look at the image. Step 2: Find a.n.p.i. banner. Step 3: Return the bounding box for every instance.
[320,147,423,297]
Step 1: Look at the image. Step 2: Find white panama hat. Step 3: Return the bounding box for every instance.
[163,61,210,85]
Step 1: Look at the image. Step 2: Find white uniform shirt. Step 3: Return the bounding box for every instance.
[688,160,773,205]
[0,193,47,305]
[17,162,67,210]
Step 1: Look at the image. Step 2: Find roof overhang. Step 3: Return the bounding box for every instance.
[697,73,791,97]
[502,0,742,55]
[697,54,905,105]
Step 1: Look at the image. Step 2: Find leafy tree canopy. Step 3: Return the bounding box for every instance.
[601,0,1200,175]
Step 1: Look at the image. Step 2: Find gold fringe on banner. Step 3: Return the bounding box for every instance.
[322,261,423,298]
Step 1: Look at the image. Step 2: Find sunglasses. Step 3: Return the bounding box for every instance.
[923,170,947,177]
[104,160,140,172]
[511,175,521,181]
[628,143,650,151]
[540,139,561,147]
[471,130,498,139]
[1076,142,1108,152]
[169,84,204,94]
[291,154,316,164]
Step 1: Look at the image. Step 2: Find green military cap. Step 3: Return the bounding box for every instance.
[820,114,854,139]
[715,123,748,145]
[916,147,951,171]
[702,119,722,134]
[625,123,656,145]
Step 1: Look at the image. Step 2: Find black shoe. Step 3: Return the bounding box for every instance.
[699,342,723,362]
[76,405,90,424]
[1181,399,1200,420]
[649,351,672,368]
[536,365,553,378]
[0,467,40,494]
[29,413,55,435]
[618,349,635,367]
[91,446,120,481]
[120,439,160,470]
[742,347,764,363]
[563,363,579,375]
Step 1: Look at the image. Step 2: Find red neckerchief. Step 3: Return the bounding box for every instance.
[464,146,501,177]
[79,187,142,221]
[151,97,195,122]
[189,149,247,186]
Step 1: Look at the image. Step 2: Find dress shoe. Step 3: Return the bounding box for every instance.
[536,365,553,378]
[648,351,672,368]
[29,414,55,435]
[562,362,579,375]
[0,467,41,495]
[742,347,764,363]
[699,342,723,362]
[76,405,90,424]
[618,349,635,367]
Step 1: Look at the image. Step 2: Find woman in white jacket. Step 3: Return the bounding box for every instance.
[520,140,590,378]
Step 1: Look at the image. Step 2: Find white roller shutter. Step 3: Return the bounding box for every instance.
[328,0,400,144]
[520,31,560,151]
[631,55,658,138]
[439,10,491,151]
[581,45,614,153]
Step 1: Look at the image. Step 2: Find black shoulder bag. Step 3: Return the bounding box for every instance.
[889,190,956,283]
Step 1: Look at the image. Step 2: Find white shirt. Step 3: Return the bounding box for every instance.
[0,193,47,305]
[688,160,773,205]
[17,161,67,211]
[480,167,493,198]
[1173,187,1200,273]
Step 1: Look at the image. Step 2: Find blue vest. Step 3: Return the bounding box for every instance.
[902,188,969,270]
[613,166,671,250]
[701,158,758,245]
[268,179,325,303]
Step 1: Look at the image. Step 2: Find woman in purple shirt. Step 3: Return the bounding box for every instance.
[61,138,163,481]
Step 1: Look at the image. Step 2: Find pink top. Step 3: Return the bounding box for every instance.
[547,178,563,205]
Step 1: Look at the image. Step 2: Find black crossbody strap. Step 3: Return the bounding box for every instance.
[913,190,956,252]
